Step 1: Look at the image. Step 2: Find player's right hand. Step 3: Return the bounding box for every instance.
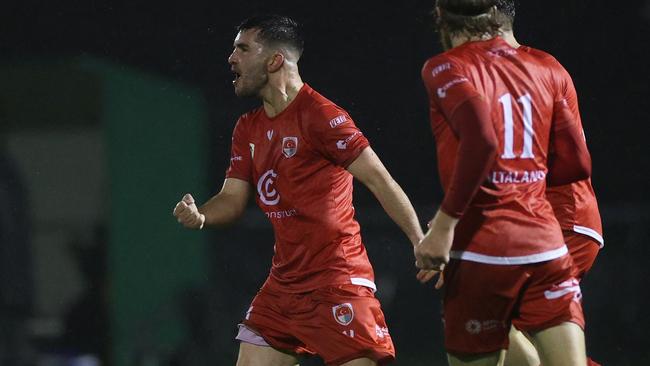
[173,193,206,229]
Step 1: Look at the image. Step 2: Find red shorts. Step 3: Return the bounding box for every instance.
[238,283,395,365]
[442,255,585,355]
[565,231,600,279]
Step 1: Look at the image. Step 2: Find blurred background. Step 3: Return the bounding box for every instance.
[1,0,649,365]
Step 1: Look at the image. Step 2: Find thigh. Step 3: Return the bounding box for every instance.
[298,285,395,366]
[504,326,539,366]
[565,232,600,279]
[513,255,585,332]
[236,342,299,366]
[530,321,586,366]
[442,260,527,355]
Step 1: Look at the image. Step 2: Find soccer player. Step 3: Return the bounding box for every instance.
[173,15,424,366]
[415,0,593,365]
[491,2,604,366]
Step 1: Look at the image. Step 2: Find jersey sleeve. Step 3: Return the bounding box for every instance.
[225,117,253,182]
[547,62,592,186]
[439,95,498,217]
[549,63,573,132]
[306,104,370,167]
[421,56,482,121]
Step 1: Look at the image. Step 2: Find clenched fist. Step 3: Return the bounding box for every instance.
[173,193,206,229]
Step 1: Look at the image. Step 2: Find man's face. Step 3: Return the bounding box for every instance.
[228,29,269,97]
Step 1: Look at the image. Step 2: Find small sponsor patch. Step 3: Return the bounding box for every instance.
[437,77,469,98]
[465,319,505,335]
[430,62,451,77]
[336,131,362,150]
[375,324,390,338]
[465,319,481,334]
[329,115,348,128]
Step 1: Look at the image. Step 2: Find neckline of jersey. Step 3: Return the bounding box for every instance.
[262,83,311,122]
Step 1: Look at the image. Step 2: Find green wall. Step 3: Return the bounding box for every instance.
[81,59,208,366]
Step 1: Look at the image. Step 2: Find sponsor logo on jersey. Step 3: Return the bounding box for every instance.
[430,62,451,77]
[230,155,242,162]
[437,77,469,98]
[464,319,505,334]
[257,169,279,205]
[375,324,390,338]
[332,303,354,326]
[265,209,298,219]
[544,278,582,301]
[329,115,348,128]
[282,137,298,158]
[336,131,362,150]
[465,319,481,334]
[267,130,274,140]
[487,47,517,57]
[342,329,355,338]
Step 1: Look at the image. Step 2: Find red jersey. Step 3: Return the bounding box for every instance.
[422,37,579,264]
[226,84,376,293]
[519,47,604,247]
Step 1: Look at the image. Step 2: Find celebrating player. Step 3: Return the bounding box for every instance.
[173,15,423,366]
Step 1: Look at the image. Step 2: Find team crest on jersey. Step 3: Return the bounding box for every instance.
[282,137,298,158]
[332,303,354,326]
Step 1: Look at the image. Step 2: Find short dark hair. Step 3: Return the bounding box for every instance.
[436,0,502,36]
[237,15,304,56]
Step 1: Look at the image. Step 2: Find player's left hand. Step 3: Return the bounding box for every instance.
[416,269,445,289]
[414,209,458,271]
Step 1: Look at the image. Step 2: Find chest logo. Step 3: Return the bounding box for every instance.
[282,137,298,158]
[267,130,274,141]
[257,169,280,206]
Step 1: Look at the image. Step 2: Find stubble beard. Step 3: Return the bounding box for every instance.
[235,65,269,98]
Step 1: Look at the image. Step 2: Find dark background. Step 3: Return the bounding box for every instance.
[2,0,649,365]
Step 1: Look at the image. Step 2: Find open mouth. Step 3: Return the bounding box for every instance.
[232,70,241,84]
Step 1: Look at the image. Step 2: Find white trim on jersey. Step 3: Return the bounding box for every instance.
[572,225,604,247]
[350,277,377,292]
[449,245,568,265]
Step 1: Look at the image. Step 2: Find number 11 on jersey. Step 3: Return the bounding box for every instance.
[498,92,534,159]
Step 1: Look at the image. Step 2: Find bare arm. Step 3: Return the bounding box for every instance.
[173,178,251,229]
[347,147,424,246]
